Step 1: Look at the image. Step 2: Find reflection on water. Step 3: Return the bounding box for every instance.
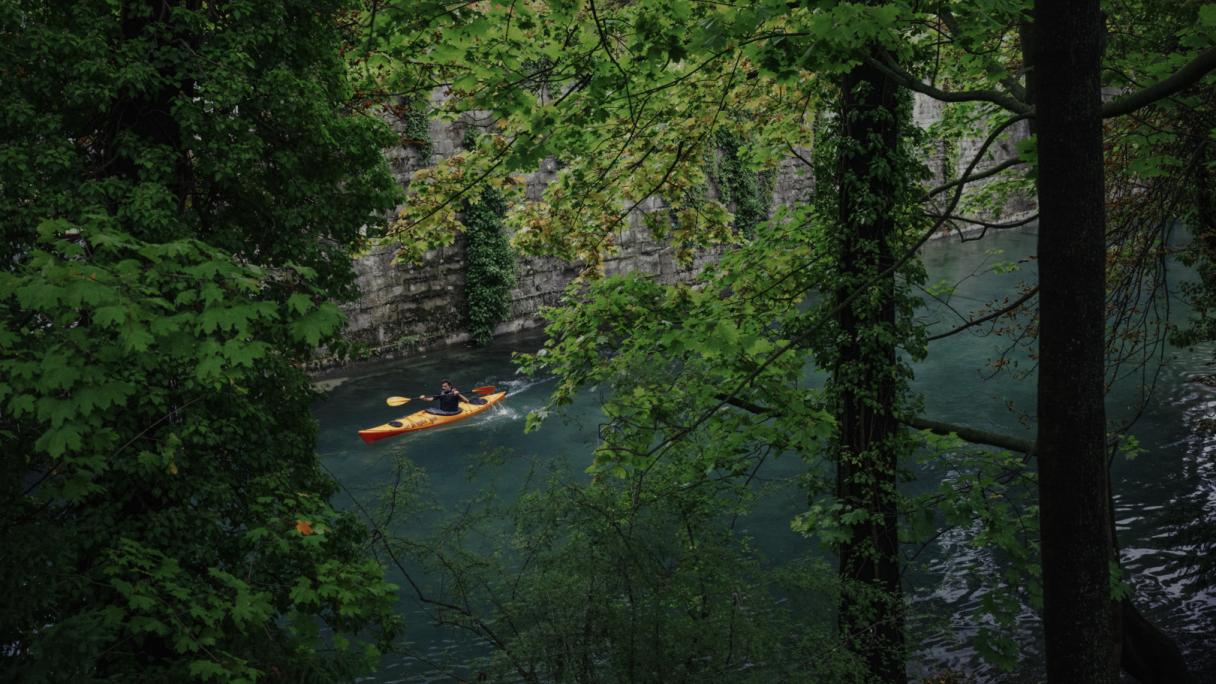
[1117,367,1216,674]
[318,227,1216,681]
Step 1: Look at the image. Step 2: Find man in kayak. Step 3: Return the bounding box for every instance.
[419,380,474,416]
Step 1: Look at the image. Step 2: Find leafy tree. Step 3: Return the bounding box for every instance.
[359,2,1009,681]
[370,452,868,683]
[884,2,1216,679]
[818,59,923,681]
[360,0,1216,680]
[0,1,401,680]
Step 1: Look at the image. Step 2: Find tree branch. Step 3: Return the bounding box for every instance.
[936,7,1029,103]
[717,395,1035,454]
[925,156,1026,199]
[1102,47,1216,119]
[864,51,1032,115]
[926,285,1039,342]
[872,42,1216,120]
[931,211,1039,242]
[905,417,1034,454]
[927,212,1038,231]
[588,0,634,120]
[866,41,1215,122]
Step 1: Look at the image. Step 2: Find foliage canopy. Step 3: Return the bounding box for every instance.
[1,1,401,680]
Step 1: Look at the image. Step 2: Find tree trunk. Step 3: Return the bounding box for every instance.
[1031,0,1121,681]
[833,56,906,684]
[1120,599,1196,684]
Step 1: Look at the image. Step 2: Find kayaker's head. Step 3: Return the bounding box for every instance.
[440,380,453,393]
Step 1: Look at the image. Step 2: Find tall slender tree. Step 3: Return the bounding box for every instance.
[1034,1,1131,679]
[829,58,909,682]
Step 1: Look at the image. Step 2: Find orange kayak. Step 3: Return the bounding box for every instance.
[358,391,507,444]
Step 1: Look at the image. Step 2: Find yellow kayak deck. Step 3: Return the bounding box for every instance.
[358,391,507,444]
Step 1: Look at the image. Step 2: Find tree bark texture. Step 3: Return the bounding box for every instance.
[1031,1,1121,681]
[833,57,906,684]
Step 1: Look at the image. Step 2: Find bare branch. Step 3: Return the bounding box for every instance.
[907,417,1034,454]
[925,156,1026,199]
[925,285,1038,342]
[928,212,1038,231]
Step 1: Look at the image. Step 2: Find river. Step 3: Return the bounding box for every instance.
[314,226,1216,682]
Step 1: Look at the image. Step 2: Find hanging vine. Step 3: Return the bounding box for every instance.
[709,130,775,238]
[458,131,516,345]
[463,186,516,345]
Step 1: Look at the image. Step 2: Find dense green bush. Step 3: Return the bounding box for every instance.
[0,2,401,680]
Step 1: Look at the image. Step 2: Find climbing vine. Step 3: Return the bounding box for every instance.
[463,185,516,345]
[709,130,775,238]
[394,98,432,161]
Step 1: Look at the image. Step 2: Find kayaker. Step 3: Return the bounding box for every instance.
[419,380,472,416]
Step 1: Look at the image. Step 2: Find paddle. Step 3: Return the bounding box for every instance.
[386,386,494,407]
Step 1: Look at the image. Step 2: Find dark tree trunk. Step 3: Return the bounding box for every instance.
[1120,599,1197,684]
[833,57,905,684]
[1031,0,1121,681]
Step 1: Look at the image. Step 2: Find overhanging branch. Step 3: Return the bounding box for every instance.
[907,417,1034,454]
[926,285,1039,342]
[926,157,1027,199]
[1102,47,1216,119]
[870,44,1216,121]
[717,395,1034,454]
[865,51,1033,115]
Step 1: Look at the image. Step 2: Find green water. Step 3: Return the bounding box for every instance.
[314,227,1216,681]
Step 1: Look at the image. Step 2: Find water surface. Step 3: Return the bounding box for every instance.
[315,227,1216,681]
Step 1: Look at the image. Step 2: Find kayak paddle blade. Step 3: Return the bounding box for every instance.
[386,396,412,407]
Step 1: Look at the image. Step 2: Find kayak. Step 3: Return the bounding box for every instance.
[358,391,507,444]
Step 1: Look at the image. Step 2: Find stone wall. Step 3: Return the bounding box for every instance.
[913,96,1038,232]
[330,111,722,366]
[324,93,1034,367]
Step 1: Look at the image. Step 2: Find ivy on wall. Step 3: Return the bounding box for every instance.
[463,186,516,345]
[459,130,516,345]
[709,130,775,237]
[393,98,432,161]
